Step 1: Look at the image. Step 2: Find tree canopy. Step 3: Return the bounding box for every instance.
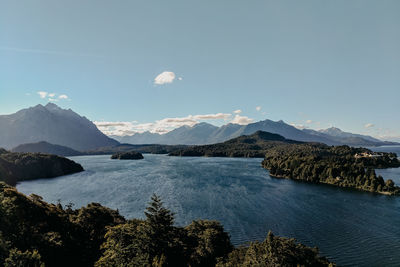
[0,184,335,266]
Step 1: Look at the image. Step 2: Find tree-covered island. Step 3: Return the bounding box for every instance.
[111,151,144,160]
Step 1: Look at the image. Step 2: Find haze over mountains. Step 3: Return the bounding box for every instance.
[114,120,395,147]
[12,141,83,157]
[0,103,396,153]
[0,103,118,151]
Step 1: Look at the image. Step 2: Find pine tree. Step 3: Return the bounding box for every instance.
[143,194,175,261]
[145,194,174,230]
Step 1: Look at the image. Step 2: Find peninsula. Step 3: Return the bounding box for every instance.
[0,148,84,186]
[169,131,400,195]
[262,143,400,195]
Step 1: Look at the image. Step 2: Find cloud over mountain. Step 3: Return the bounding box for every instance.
[230,115,254,125]
[95,113,242,136]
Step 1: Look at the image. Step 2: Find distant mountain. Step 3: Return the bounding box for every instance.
[114,131,162,144]
[302,127,396,147]
[116,122,219,145]
[115,119,395,147]
[12,141,82,156]
[318,127,381,142]
[0,103,119,151]
[240,120,334,144]
[163,122,219,144]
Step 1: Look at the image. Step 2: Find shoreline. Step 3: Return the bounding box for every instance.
[265,169,399,196]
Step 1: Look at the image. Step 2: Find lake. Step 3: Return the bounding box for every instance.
[17,147,400,267]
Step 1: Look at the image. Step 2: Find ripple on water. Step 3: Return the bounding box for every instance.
[17,154,400,267]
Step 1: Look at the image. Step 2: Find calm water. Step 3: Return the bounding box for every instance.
[17,147,400,267]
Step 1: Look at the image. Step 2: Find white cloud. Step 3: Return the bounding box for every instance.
[230,115,254,125]
[95,122,134,127]
[95,113,233,136]
[178,77,183,81]
[37,91,69,101]
[95,111,259,136]
[59,94,68,99]
[37,91,48,98]
[94,121,138,136]
[306,120,313,124]
[233,109,242,114]
[256,106,261,111]
[194,113,231,120]
[154,71,176,85]
[364,123,374,128]
[366,127,400,142]
[290,123,308,129]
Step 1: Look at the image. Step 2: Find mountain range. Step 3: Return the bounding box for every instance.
[114,120,396,147]
[0,103,118,151]
[0,103,396,152]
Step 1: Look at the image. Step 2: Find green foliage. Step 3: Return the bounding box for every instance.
[0,232,10,263]
[169,131,301,158]
[217,231,334,267]
[1,184,335,266]
[71,203,126,264]
[95,220,149,267]
[143,194,175,258]
[96,196,233,267]
[96,195,189,267]
[4,249,44,267]
[0,182,124,266]
[262,144,400,195]
[0,150,83,186]
[185,220,233,267]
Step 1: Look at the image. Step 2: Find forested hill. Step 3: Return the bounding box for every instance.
[0,183,335,266]
[0,149,84,186]
[12,141,83,157]
[169,131,303,158]
[262,144,400,195]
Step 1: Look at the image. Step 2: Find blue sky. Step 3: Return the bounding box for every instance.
[1,0,399,140]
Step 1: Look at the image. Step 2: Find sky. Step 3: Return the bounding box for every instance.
[0,0,399,140]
